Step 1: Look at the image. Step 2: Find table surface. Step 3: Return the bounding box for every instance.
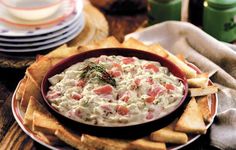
[0,6,220,150]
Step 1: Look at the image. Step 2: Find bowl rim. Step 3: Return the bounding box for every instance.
[0,0,63,11]
[41,48,188,128]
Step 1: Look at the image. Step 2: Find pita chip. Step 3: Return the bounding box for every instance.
[128,138,166,150]
[26,56,53,86]
[167,53,197,78]
[95,36,122,48]
[23,96,48,128]
[123,38,197,78]
[196,96,212,123]
[122,38,167,57]
[21,77,42,109]
[81,134,129,150]
[32,111,60,135]
[83,36,121,50]
[123,38,150,50]
[148,44,169,57]
[175,97,206,134]
[55,127,92,150]
[46,44,79,58]
[189,86,218,97]
[187,77,209,88]
[150,127,188,144]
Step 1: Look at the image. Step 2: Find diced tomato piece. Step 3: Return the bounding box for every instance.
[72,93,82,100]
[145,96,155,103]
[94,85,113,95]
[75,110,81,117]
[165,83,175,90]
[110,71,121,77]
[46,91,61,100]
[146,112,154,120]
[113,63,122,71]
[116,105,129,116]
[118,92,129,102]
[122,57,135,64]
[76,79,86,87]
[131,79,141,90]
[144,64,159,72]
[146,77,154,85]
[134,79,141,86]
[147,86,162,97]
[121,96,129,102]
[67,111,73,117]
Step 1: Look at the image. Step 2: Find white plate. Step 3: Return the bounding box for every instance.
[12,66,218,150]
[0,15,83,47]
[0,0,74,26]
[0,15,85,52]
[0,12,83,42]
[0,0,83,37]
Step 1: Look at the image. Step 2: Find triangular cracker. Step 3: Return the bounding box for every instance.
[32,111,60,135]
[148,44,169,58]
[26,56,54,86]
[23,96,48,128]
[150,126,188,144]
[55,127,93,150]
[187,77,209,88]
[46,45,79,58]
[196,96,212,123]
[81,134,129,150]
[122,38,197,78]
[21,77,42,109]
[122,38,168,57]
[128,138,166,150]
[122,38,150,51]
[189,86,218,97]
[175,97,206,134]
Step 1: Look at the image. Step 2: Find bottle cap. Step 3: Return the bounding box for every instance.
[207,0,236,9]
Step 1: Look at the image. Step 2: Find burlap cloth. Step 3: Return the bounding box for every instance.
[126,21,236,150]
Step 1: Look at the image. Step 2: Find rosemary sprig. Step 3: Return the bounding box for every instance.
[80,62,116,87]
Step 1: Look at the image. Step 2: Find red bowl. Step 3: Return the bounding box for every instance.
[41,48,188,138]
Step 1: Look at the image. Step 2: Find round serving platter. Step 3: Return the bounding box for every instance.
[0,0,83,37]
[12,64,218,150]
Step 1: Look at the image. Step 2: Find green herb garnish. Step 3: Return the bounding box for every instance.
[80,62,116,87]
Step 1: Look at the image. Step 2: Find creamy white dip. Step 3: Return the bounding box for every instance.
[47,55,184,126]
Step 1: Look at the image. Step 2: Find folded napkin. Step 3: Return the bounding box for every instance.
[125,21,236,150]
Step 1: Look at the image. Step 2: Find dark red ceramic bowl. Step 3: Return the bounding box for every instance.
[41,48,189,138]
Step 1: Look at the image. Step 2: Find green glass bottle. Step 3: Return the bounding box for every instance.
[203,0,236,42]
[148,0,182,25]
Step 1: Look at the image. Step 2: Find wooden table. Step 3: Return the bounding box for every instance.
[0,7,219,150]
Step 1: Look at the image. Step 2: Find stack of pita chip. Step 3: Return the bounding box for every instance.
[15,36,218,150]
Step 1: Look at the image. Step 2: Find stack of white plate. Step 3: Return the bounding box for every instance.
[0,0,84,52]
